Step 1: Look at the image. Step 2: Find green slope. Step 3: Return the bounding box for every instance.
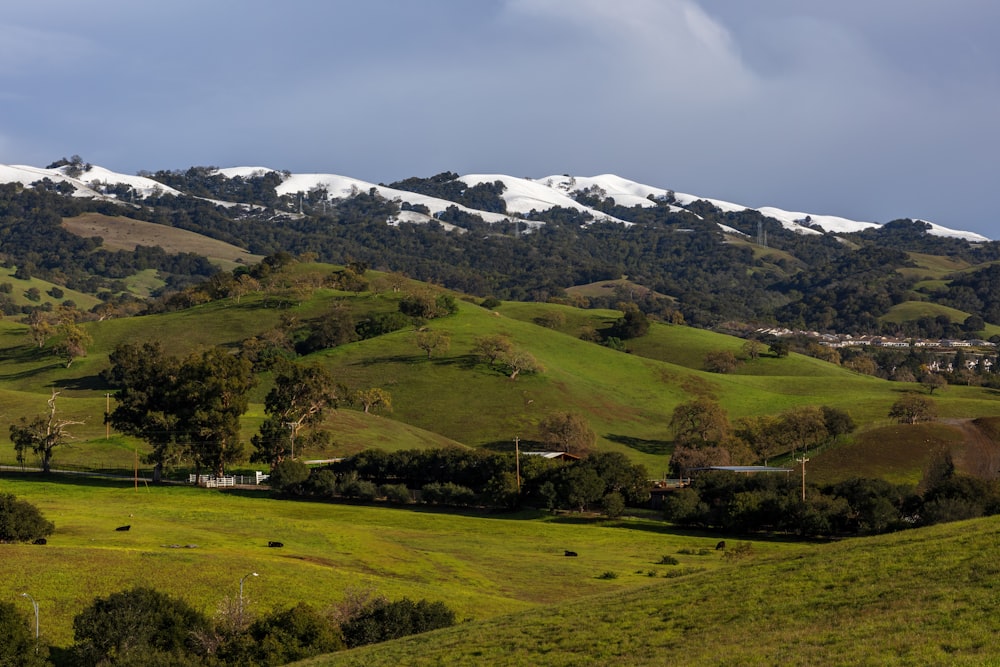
[301,514,1000,666]
[3,265,1000,476]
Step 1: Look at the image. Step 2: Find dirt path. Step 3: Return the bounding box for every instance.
[942,418,1000,480]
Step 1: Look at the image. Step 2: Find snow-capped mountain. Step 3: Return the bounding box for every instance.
[0,162,990,243]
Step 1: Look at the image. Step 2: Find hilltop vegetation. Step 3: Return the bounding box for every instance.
[1,256,1000,486]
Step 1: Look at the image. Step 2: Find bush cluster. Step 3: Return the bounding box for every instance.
[68,586,454,666]
[664,463,1000,537]
[273,448,651,514]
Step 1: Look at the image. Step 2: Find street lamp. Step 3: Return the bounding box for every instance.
[20,592,38,652]
[239,572,258,616]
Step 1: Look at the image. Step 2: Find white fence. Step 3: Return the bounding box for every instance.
[189,472,269,487]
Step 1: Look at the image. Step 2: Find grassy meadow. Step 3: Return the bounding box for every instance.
[301,514,1000,666]
[0,473,771,648]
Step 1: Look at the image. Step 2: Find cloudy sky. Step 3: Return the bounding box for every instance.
[2,1,998,236]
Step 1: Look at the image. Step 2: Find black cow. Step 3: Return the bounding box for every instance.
[115,525,131,532]
[268,541,284,548]
[32,538,47,545]
[715,540,726,550]
[564,550,578,557]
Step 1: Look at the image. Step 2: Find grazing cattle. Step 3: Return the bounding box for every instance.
[115,525,131,532]
[32,538,47,545]
[268,541,284,548]
[564,550,578,557]
[715,540,726,550]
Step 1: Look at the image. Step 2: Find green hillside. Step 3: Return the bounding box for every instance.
[301,513,1000,666]
[3,265,1000,477]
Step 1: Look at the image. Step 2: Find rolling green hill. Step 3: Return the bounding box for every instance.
[300,513,1000,666]
[2,263,1000,479]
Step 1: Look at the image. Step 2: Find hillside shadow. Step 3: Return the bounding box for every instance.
[52,374,112,391]
[0,362,65,381]
[605,434,672,456]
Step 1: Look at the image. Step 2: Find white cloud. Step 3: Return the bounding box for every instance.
[502,0,755,97]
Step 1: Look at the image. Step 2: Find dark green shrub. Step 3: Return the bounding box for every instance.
[303,469,338,498]
[268,460,310,494]
[72,587,210,666]
[658,555,679,565]
[0,601,48,665]
[380,484,412,504]
[0,493,54,543]
[340,478,378,500]
[219,602,343,665]
[421,482,476,506]
[341,598,455,648]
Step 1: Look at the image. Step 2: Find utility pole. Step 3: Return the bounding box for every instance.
[514,436,521,493]
[796,454,810,502]
[105,393,112,439]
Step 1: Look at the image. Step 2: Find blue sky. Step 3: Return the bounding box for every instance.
[2,0,998,236]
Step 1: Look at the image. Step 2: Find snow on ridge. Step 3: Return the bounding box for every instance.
[459,173,628,224]
[270,171,516,225]
[214,166,279,179]
[0,163,182,199]
[73,165,183,197]
[0,162,991,242]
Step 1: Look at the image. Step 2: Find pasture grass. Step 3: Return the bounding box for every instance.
[0,474,766,648]
[299,514,1000,666]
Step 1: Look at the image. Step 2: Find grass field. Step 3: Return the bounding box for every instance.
[301,513,1000,666]
[0,473,775,648]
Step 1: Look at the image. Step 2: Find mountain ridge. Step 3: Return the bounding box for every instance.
[0,161,989,242]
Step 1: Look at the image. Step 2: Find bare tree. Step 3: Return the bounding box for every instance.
[415,330,451,359]
[9,391,83,472]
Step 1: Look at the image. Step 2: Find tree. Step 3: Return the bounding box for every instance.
[742,338,763,361]
[669,398,731,445]
[778,406,829,454]
[104,342,181,482]
[252,362,338,467]
[607,303,650,340]
[105,343,256,479]
[175,348,257,477]
[0,601,49,666]
[25,311,53,348]
[415,330,451,359]
[889,393,937,424]
[768,340,790,358]
[538,412,596,454]
[55,320,92,367]
[0,493,54,542]
[735,414,784,465]
[821,406,856,439]
[472,334,513,367]
[354,387,392,414]
[845,355,879,376]
[497,347,542,380]
[10,391,83,473]
[72,587,210,666]
[920,373,947,394]
[231,273,260,304]
[704,350,740,374]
